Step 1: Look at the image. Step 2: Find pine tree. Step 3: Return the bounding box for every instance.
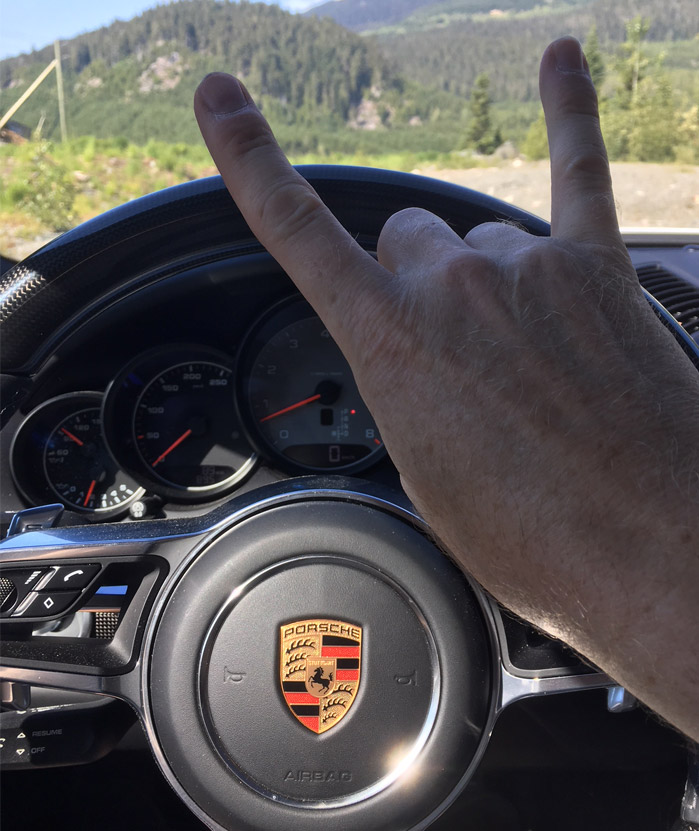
[602,16,679,162]
[617,17,651,107]
[467,73,499,154]
[584,26,605,93]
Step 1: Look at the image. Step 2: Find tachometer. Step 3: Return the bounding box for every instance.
[240,298,385,473]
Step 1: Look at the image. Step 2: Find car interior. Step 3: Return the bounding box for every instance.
[1,168,699,830]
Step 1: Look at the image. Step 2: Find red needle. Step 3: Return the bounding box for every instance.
[260,394,322,423]
[152,428,193,467]
[61,427,84,446]
[83,479,97,507]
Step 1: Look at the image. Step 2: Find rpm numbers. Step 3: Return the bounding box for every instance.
[240,299,385,473]
[102,346,256,501]
[133,362,246,490]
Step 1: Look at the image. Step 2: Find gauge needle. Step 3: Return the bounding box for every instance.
[260,394,322,423]
[61,427,84,446]
[84,479,97,507]
[152,428,193,467]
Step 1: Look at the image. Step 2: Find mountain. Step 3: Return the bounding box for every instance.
[306,0,593,32]
[0,0,398,144]
[305,0,439,31]
[0,0,696,148]
[376,0,699,102]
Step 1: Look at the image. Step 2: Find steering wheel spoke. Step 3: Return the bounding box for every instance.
[0,508,190,711]
[499,664,612,711]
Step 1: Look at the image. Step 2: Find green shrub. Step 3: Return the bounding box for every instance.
[21,143,76,231]
[521,112,548,160]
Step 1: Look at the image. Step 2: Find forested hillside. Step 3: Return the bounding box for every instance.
[307,0,443,31]
[1,0,696,145]
[377,0,699,101]
[307,0,589,31]
[0,0,400,144]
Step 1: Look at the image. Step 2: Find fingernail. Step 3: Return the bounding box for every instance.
[552,37,585,73]
[198,73,251,115]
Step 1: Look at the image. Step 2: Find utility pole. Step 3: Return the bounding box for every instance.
[54,40,68,143]
[0,42,68,140]
[0,59,57,131]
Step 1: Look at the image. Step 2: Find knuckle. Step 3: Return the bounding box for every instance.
[559,142,611,182]
[464,221,502,246]
[258,180,327,244]
[385,206,435,229]
[380,207,447,250]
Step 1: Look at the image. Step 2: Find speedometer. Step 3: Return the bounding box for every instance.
[240,298,385,473]
[133,361,244,491]
[102,346,256,501]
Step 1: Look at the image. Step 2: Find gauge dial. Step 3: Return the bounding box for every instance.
[103,346,256,502]
[132,360,253,492]
[241,299,385,472]
[44,408,139,511]
[11,392,143,518]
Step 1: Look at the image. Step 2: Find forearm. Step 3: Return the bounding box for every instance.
[403,336,699,740]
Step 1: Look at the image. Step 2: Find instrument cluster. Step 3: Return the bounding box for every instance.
[10,297,385,519]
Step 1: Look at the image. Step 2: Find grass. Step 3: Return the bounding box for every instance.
[0,133,500,246]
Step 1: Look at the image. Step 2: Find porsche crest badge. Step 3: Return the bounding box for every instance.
[280,619,362,734]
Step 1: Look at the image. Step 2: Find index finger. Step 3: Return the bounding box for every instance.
[540,38,622,247]
[194,72,386,336]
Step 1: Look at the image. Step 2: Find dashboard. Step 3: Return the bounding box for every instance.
[4,284,388,525]
[1,170,699,831]
[2,230,698,531]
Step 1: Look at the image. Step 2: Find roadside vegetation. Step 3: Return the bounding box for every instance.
[1,0,696,253]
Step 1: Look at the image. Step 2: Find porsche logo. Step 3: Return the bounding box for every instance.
[280,619,362,734]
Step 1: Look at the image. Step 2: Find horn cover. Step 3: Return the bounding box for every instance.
[147,496,496,831]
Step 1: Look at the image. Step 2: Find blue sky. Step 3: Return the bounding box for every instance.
[0,0,327,59]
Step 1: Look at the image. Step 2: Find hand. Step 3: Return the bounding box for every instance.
[195,37,699,740]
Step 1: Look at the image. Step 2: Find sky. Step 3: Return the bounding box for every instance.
[0,0,328,59]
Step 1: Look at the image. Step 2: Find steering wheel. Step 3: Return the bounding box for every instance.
[1,168,697,831]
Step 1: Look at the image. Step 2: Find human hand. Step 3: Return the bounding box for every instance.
[195,38,699,739]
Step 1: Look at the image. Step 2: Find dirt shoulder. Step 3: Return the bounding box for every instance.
[3,160,698,265]
[413,161,699,229]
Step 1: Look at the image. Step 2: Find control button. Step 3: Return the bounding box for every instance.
[1,682,31,712]
[20,569,47,588]
[0,569,49,617]
[35,564,100,591]
[2,568,48,591]
[11,590,81,619]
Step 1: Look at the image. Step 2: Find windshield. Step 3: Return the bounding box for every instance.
[1,0,697,262]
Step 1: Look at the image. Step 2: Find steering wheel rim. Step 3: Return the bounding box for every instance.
[1,167,696,830]
[0,167,550,376]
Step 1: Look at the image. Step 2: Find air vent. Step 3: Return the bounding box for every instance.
[636,264,699,337]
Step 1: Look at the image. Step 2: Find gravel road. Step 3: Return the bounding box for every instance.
[414,161,699,229]
[3,161,698,265]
